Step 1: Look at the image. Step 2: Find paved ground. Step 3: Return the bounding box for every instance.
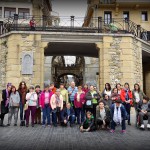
[0,109,150,150]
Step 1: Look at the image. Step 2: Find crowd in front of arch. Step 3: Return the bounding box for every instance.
[0,81,150,134]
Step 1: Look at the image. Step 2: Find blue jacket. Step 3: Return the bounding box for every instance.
[110,104,127,120]
[61,107,75,121]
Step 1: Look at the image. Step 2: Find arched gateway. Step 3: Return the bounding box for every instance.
[0,31,150,96]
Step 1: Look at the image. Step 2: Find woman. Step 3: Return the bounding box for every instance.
[18,81,28,126]
[111,88,120,104]
[103,94,112,109]
[102,83,112,98]
[0,83,12,126]
[120,83,133,125]
[8,85,20,126]
[96,101,111,129]
[82,84,89,95]
[74,86,86,124]
[85,85,100,120]
[116,83,122,95]
[59,83,68,106]
[50,89,63,127]
[39,84,53,127]
[132,83,146,110]
[25,85,37,127]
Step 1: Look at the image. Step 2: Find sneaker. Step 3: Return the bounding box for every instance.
[121,130,126,134]
[26,124,29,127]
[140,124,145,129]
[147,124,150,129]
[32,124,34,127]
[47,125,51,127]
[42,124,46,128]
[14,124,17,126]
[110,129,115,133]
[7,124,10,126]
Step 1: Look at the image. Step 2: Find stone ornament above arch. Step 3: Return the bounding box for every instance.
[22,52,33,75]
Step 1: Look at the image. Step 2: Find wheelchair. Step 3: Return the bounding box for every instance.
[135,111,149,130]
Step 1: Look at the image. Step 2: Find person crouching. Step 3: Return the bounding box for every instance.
[110,99,127,133]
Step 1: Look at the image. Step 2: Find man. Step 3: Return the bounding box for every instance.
[61,103,75,127]
[67,81,78,107]
[35,85,42,124]
[137,96,150,129]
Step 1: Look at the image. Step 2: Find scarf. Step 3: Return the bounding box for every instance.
[77,91,82,102]
[55,94,60,105]
[20,88,27,104]
[124,88,129,100]
[113,104,122,124]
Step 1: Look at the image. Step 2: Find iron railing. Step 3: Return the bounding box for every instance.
[0,15,149,42]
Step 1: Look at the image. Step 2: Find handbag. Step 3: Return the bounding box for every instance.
[85,100,93,108]
[24,103,28,111]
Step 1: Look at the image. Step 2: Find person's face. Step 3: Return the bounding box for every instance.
[29,88,34,92]
[99,102,104,109]
[90,86,94,91]
[71,82,75,88]
[106,84,109,89]
[117,84,121,89]
[135,85,139,90]
[143,99,147,104]
[78,87,82,92]
[35,87,40,92]
[84,85,88,89]
[116,103,120,107]
[60,85,64,89]
[94,87,97,90]
[87,114,91,119]
[21,82,25,88]
[114,89,118,93]
[49,85,54,90]
[12,88,16,92]
[7,86,11,91]
[45,87,49,91]
[105,95,108,100]
[67,104,71,109]
[125,84,129,89]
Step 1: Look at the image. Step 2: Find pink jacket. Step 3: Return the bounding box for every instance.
[74,92,85,108]
[50,94,63,110]
[39,91,53,108]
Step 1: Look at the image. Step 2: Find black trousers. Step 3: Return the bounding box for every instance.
[96,118,110,127]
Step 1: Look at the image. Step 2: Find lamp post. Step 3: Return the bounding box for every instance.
[14,14,18,31]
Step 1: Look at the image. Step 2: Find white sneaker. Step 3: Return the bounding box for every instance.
[140,124,145,129]
[147,124,150,129]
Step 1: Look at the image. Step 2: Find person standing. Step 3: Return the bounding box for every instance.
[74,86,86,124]
[59,83,68,107]
[25,85,37,127]
[49,83,57,93]
[18,81,28,126]
[120,83,133,125]
[35,85,42,124]
[82,84,89,95]
[85,85,100,121]
[101,83,112,98]
[7,85,20,126]
[67,81,78,107]
[116,83,122,95]
[50,89,63,127]
[29,17,36,31]
[0,83,12,127]
[39,84,53,127]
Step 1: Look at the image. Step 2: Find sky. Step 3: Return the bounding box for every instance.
[51,0,87,17]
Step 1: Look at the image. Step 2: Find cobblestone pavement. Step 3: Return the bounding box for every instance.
[0,110,150,150]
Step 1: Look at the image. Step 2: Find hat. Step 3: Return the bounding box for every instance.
[56,89,60,92]
[115,99,122,103]
[44,83,49,88]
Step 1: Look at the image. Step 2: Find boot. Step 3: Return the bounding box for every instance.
[0,119,6,127]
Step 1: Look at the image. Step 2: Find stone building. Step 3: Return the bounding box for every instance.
[0,0,150,98]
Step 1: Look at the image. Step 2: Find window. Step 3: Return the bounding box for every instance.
[18,8,30,19]
[104,11,112,24]
[141,11,148,21]
[4,7,16,18]
[123,11,129,20]
[0,7,2,18]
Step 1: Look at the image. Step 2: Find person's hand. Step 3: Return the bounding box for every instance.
[141,110,145,113]
[64,120,67,124]
[86,128,90,132]
[80,126,83,131]
[103,120,106,125]
[144,111,147,114]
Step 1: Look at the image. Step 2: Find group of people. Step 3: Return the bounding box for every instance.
[0,81,150,133]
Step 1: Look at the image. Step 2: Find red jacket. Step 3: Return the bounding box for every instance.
[39,91,53,108]
[74,92,85,108]
[120,89,133,105]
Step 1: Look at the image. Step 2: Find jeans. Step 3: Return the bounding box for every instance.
[111,119,126,130]
[124,103,131,123]
[76,107,85,124]
[52,112,57,125]
[35,107,41,123]
[20,102,25,121]
[68,115,76,124]
[8,107,19,125]
[25,106,36,125]
[42,104,51,125]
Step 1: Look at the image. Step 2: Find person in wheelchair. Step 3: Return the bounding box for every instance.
[137,96,150,129]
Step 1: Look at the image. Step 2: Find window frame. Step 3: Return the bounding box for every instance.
[141,11,148,21]
[18,8,30,19]
[4,7,16,18]
[104,11,112,24]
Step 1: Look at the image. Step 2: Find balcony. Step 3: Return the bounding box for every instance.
[99,0,115,4]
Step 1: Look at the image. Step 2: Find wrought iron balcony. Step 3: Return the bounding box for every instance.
[99,0,115,4]
[0,14,149,43]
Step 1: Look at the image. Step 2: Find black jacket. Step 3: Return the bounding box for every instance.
[86,91,100,104]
